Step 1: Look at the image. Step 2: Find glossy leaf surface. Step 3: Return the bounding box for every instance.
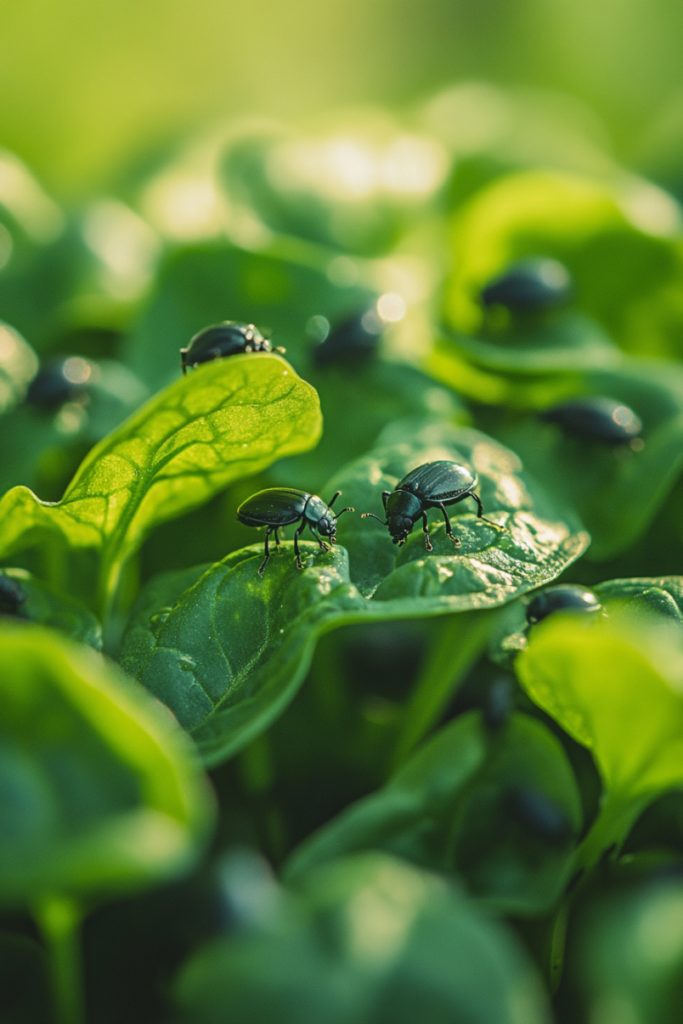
[121,421,588,765]
[174,852,551,1024]
[0,623,213,906]
[286,711,581,915]
[516,615,683,870]
[0,354,320,606]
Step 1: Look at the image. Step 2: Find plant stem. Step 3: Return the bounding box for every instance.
[571,790,645,878]
[390,609,492,772]
[34,895,85,1024]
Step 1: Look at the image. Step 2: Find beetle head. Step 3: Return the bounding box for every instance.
[316,512,337,539]
[388,513,413,545]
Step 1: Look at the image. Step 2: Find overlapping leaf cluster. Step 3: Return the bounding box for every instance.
[4,89,683,1024]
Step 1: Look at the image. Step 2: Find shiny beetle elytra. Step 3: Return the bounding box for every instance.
[0,573,27,616]
[525,585,602,626]
[481,258,572,313]
[237,488,354,576]
[539,396,643,445]
[181,321,285,374]
[362,460,500,550]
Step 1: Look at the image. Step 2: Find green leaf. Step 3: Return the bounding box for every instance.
[516,614,683,871]
[174,852,551,1024]
[0,568,101,648]
[476,360,683,557]
[0,354,321,614]
[490,575,683,666]
[575,877,683,1024]
[0,622,213,907]
[124,242,373,390]
[438,313,621,377]
[285,711,581,915]
[330,418,589,599]
[120,420,588,765]
[443,169,683,359]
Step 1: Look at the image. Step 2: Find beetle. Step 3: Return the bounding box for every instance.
[27,356,94,408]
[481,258,572,313]
[0,572,27,616]
[526,584,602,626]
[181,321,285,374]
[361,460,500,550]
[237,488,354,575]
[503,786,572,844]
[539,396,642,445]
[313,306,383,367]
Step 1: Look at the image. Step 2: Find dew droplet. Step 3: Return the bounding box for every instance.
[178,655,197,672]
[150,608,172,632]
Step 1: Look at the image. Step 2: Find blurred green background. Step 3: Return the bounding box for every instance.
[2,0,683,197]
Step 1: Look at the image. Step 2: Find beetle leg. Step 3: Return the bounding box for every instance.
[467,491,501,529]
[273,528,281,549]
[381,491,391,511]
[258,529,272,576]
[438,503,461,547]
[309,524,330,552]
[421,512,433,552]
[293,521,306,569]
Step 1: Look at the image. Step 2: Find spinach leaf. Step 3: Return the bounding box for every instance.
[0,568,101,648]
[124,242,373,390]
[0,623,213,907]
[121,421,588,765]
[572,877,683,1024]
[0,354,320,615]
[285,711,581,915]
[435,312,621,379]
[174,852,551,1024]
[516,614,683,872]
[443,169,683,359]
[476,360,683,557]
[490,575,683,665]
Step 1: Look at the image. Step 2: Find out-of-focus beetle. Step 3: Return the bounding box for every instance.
[503,786,572,844]
[312,306,383,367]
[526,584,602,626]
[483,676,515,732]
[237,488,354,575]
[362,460,500,550]
[26,356,93,408]
[539,395,643,445]
[481,258,572,313]
[0,573,27,616]
[181,321,285,374]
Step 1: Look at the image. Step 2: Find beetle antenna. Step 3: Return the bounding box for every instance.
[334,507,354,520]
[328,490,342,508]
[361,513,388,525]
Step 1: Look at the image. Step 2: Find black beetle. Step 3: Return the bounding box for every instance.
[539,395,643,445]
[26,356,93,408]
[481,258,572,313]
[237,488,354,575]
[180,321,285,374]
[526,585,602,626]
[503,786,572,845]
[313,306,383,367]
[483,676,515,732]
[0,573,27,616]
[361,460,500,550]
